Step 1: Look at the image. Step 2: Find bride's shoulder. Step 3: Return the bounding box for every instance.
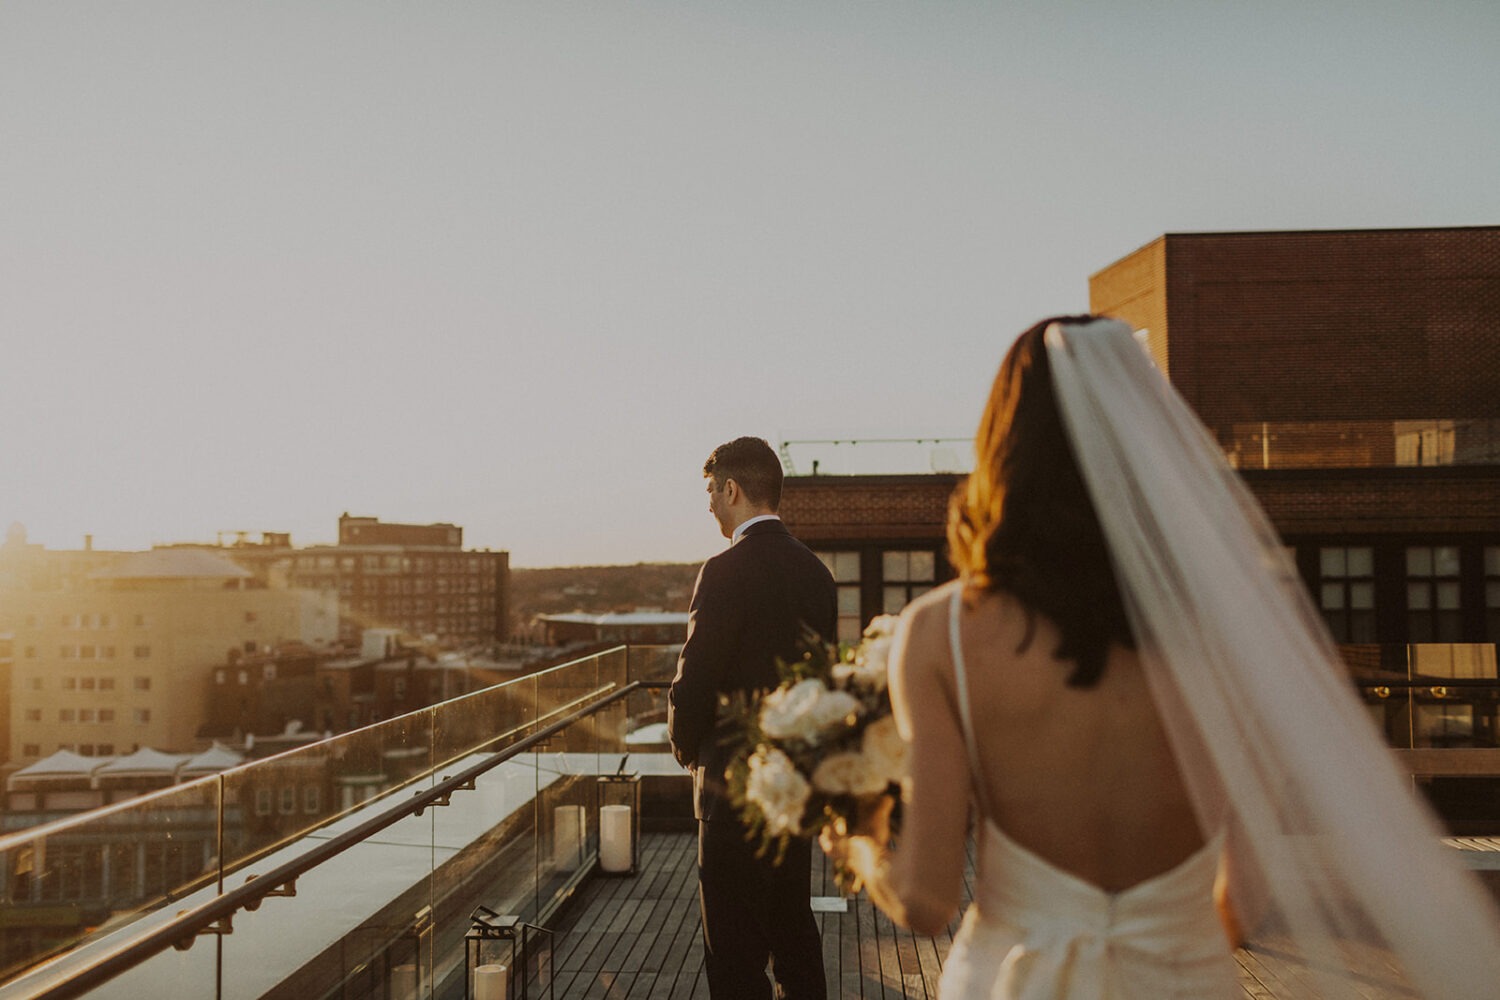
[899,579,960,628]
[892,581,963,666]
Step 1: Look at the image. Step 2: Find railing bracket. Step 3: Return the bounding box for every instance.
[242,874,298,911]
[173,913,232,951]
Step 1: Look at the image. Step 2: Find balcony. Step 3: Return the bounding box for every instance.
[2,646,1494,999]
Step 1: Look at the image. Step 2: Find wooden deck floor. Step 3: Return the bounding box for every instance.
[535,832,1409,999]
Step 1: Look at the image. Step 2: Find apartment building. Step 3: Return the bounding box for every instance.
[5,548,339,765]
[220,515,510,647]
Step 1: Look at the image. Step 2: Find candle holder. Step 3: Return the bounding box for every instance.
[464,907,553,1000]
[596,762,641,876]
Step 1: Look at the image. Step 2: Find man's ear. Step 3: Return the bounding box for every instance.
[722,477,739,503]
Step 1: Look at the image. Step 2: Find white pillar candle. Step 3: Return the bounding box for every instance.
[473,962,509,1000]
[600,804,633,873]
[552,804,585,870]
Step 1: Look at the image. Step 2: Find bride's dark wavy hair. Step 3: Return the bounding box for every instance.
[947,315,1135,688]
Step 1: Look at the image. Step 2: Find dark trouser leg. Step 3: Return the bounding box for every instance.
[698,819,826,1000]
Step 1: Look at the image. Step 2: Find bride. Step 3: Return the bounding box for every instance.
[820,316,1500,998]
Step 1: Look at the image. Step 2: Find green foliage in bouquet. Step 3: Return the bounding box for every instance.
[723,616,908,868]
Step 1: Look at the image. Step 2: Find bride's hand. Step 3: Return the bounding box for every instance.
[818,794,895,859]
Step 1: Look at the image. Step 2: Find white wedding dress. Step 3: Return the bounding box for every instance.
[938,589,1238,1000]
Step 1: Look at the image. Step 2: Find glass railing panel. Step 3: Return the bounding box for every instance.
[1220,419,1500,470]
[218,710,435,874]
[1356,643,1500,750]
[1,648,651,999]
[625,645,680,754]
[429,673,548,998]
[0,777,222,994]
[430,667,538,772]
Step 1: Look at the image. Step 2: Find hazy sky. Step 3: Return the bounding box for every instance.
[2,2,1496,567]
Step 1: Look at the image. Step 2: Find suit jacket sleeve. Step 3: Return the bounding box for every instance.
[668,557,742,769]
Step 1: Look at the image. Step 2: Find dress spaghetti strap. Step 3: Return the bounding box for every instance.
[948,586,997,819]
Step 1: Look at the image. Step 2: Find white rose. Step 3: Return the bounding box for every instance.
[861,715,908,784]
[811,751,887,797]
[759,678,861,743]
[746,746,812,835]
[863,614,900,640]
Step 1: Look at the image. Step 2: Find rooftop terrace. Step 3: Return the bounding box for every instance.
[2,645,1493,999]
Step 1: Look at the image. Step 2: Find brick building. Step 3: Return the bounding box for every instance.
[781,227,1500,826]
[1090,226,1500,651]
[208,516,511,649]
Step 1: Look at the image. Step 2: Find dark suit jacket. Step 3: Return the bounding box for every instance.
[668,519,838,822]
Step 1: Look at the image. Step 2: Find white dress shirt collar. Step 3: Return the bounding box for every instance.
[732,514,781,544]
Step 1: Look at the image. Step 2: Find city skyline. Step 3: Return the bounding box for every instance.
[3,2,1497,567]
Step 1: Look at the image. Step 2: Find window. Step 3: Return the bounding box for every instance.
[263,664,277,681]
[1407,546,1463,642]
[303,785,322,814]
[134,676,151,691]
[134,645,151,659]
[133,708,151,724]
[59,708,76,722]
[393,677,408,700]
[134,613,147,627]
[881,550,937,614]
[99,614,112,629]
[24,708,41,721]
[81,676,96,690]
[244,611,257,623]
[255,788,273,816]
[79,709,95,723]
[279,787,296,814]
[28,676,42,690]
[99,709,115,723]
[24,646,35,658]
[98,743,114,756]
[816,551,864,643]
[102,646,116,659]
[1320,547,1376,642]
[23,744,40,757]
[63,676,77,690]
[100,677,115,691]
[80,645,96,659]
[78,744,95,756]
[1487,547,1500,642]
[60,646,76,659]
[215,669,226,684]
[25,614,37,627]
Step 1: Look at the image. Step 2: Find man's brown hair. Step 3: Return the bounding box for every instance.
[703,437,784,510]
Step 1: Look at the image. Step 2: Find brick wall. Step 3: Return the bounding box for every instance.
[1090,228,1500,428]
[780,475,961,545]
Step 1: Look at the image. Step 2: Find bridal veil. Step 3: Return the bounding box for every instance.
[1045,318,1500,997]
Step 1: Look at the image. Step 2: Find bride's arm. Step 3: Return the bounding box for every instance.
[821,599,970,935]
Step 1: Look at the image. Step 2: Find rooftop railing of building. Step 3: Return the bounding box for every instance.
[778,438,974,477]
[776,420,1500,478]
[0,644,684,1000]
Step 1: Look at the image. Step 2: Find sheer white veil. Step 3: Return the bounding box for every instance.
[1045,318,1500,997]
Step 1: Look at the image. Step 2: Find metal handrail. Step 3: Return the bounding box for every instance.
[23,679,661,1000]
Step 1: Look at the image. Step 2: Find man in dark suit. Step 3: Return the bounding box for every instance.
[669,436,836,1000]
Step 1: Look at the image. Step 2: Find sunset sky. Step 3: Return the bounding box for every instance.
[2,2,1496,567]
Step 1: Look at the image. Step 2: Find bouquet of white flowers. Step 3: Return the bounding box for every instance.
[725,615,908,869]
